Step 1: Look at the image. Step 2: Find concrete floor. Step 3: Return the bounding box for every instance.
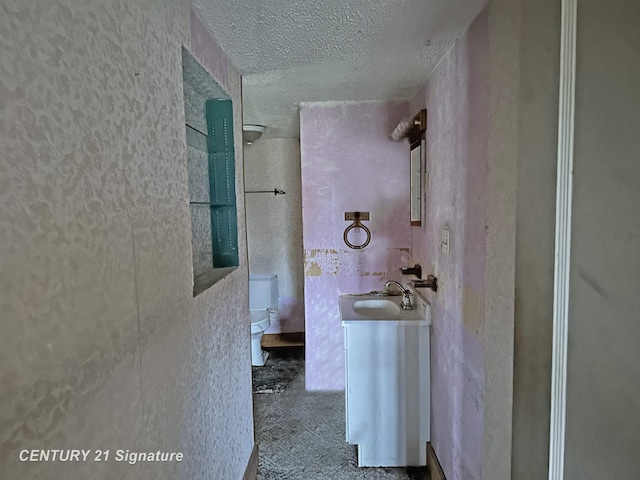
[252,348,428,480]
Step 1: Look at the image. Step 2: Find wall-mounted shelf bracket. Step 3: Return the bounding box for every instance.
[345,212,370,221]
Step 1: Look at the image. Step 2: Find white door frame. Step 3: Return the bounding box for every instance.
[549,1,577,479]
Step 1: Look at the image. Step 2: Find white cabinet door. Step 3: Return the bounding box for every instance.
[344,322,430,467]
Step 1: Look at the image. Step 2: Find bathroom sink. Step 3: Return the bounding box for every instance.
[342,291,431,467]
[352,299,401,316]
[339,291,431,325]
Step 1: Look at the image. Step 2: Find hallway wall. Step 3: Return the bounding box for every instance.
[511,1,560,478]
[244,138,305,333]
[0,3,254,479]
[565,2,640,478]
[300,101,411,391]
[409,9,490,479]
[409,1,523,478]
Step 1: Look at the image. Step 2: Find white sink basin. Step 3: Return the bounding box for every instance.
[352,299,401,316]
[339,291,431,325]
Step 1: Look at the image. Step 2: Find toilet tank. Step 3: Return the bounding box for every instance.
[249,274,279,310]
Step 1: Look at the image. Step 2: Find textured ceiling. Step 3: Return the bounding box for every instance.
[193,0,487,137]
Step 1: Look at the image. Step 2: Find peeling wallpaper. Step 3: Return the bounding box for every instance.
[409,10,489,480]
[244,138,305,333]
[300,101,411,391]
[0,2,253,479]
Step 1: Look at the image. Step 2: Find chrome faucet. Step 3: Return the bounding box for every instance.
[384,281,413,310]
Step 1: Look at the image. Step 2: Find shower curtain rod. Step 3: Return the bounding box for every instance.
[245,189,286,195]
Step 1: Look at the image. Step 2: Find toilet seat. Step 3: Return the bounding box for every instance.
[251,310,270,334]
[248,274,277,366]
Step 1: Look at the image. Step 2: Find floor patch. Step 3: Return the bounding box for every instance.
[253,348,428,480]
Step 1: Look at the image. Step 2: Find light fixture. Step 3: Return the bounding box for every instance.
[390,110,427,142]
[243,124,266,144]
[390,117,412,141]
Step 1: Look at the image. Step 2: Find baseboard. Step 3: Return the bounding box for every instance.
[261,332,305,347]
[242,444,259,480]
[427,443,446,480]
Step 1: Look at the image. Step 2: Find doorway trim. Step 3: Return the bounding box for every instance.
[549,1,577,479]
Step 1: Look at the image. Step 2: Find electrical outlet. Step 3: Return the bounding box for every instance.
[441,229,450,255]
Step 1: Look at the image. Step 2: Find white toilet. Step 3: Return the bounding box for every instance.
[249,274,279,366]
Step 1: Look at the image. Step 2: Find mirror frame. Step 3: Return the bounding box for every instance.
[410,139,422,226]
[407,109,427,227]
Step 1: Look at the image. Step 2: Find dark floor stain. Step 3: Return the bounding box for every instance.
[252,347,305,395]
[407,466,429,480]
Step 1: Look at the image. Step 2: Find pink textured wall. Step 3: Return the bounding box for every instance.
[410,8,489,480]
[300,101,411,391]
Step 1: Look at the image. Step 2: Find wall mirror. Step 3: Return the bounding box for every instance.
[410,140,422,225]
[408,109,427,226]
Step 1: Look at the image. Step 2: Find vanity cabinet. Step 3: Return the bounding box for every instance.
[341,294,431,467]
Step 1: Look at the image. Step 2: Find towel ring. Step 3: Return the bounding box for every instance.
[343,213,371,250]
